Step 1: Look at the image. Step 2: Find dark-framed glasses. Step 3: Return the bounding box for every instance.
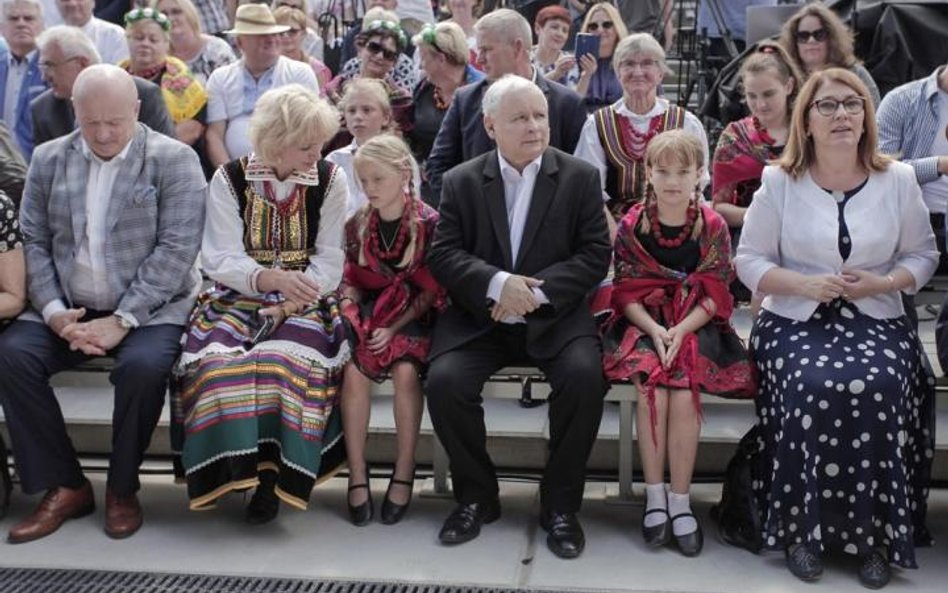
[810,96,865,117]
[795,28,828,43]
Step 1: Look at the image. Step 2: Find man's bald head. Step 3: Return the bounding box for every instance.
[72,65,141,160]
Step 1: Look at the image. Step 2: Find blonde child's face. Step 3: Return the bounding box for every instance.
[647,156,702,209]
[354,158,409,217]
[344,91,390,145]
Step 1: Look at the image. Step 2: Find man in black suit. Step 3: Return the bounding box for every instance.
[30,25,174,148]
[422,8,585,206]
[425,75,610,559]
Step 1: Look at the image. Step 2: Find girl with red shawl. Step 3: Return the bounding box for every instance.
[339,135,444,528]
[602,130,755,557]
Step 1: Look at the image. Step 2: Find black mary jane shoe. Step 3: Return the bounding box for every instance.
[438,500,501,545]
[347,483,374,526]
[245,473,280,525]
[786,543,823,582]
[670,512,704,557]
[858,549,891,590]
[380,475,414,525]
[540,510,586,559]
[642,508,671,547]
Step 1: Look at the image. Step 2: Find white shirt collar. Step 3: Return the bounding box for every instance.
[245,152,322,186]
[497,151,543,181]
[614,96,669,119]
[79,136,133,164]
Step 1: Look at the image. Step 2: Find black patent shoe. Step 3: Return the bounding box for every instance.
[438,500,501,545]
[671,512,704,557]
[347,483,374,526]
[540,510,585,559]
[245,473,280,525]
[642,508,671,547]
[380,476,414,525]
[786,543,823,582]
[858,549,891,590]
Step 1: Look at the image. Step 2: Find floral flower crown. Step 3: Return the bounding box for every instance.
[124,7,171,32]
[364,19,408,48]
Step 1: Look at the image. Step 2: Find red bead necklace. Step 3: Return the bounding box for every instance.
[368,200,411,259]
[648,199,698,249]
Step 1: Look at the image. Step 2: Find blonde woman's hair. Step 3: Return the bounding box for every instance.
[412,21,470,67]
[352,134,422,268]
[338,78,394,132]
[639,129,706,238]
[779,3,858,72]
[777,67,890,179]
[150,0,202,36]
[739,40,804,109]
[581,2,628,42]
[248,84,340,166]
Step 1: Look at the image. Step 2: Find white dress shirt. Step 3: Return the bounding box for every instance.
[201,155,349,296]
[41,138,136,324]
[735,162,939,321]
[325,141,364,217]
[573,97,710,202]
[81,17,130,65]
[486,152,549,324]
[922,89,948,214]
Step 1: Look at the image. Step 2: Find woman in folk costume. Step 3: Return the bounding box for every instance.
[172,84,350,524]
[602,130,755,557]
[574,33,709,228]
[339,134,444,526]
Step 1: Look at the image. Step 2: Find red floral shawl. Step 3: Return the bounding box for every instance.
[711,116,782,208]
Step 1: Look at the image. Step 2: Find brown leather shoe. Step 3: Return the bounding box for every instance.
[104,489,143,539]
[8,481,95,544]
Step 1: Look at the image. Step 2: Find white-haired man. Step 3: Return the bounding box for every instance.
[0,0,47,158]
[54,0,127,64]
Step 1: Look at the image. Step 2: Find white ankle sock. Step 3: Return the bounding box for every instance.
[644,483,668,528]
[668,490,697,536]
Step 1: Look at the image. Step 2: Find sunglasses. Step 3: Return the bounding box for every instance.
[586,21,614,32]
[365,40,398,62]
[795,28,828,43]
[810,96,865,117]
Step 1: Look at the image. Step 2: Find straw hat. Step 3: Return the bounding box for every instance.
[225,4,291,36]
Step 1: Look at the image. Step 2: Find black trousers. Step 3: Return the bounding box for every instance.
[0,319,182,496]
[426,325,607,513]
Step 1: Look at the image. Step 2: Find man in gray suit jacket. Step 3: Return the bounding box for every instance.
[0,65,206,544]
[29,25,175,148]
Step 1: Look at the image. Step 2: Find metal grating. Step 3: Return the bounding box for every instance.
[0,568,572,593]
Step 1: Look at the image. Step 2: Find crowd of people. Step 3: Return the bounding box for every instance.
[0,0,946,590]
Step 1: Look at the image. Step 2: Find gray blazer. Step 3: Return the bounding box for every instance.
[20,124,207,326]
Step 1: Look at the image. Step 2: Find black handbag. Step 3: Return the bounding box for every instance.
[1,433,12,520]
[711,425,763,554]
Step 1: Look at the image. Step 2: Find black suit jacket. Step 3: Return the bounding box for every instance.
[423,74,586,207]
[427,147,611,360]
[30,77,176,148]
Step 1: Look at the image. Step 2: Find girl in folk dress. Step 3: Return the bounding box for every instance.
[602,130,755,556]
[339,135,444,526]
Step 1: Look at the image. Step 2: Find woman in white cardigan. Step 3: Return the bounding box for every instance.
[735,68,938,589]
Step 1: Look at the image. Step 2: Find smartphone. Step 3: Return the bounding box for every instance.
[249,314,276,345]
[575,33,600,60]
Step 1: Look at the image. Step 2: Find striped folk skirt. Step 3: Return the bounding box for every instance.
[171,287,350,510]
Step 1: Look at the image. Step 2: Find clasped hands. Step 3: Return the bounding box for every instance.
[255,268,321,327]
[50,308,129,356]
[801,269,891,303]
[648,324,689,369]
[491,275,545,321]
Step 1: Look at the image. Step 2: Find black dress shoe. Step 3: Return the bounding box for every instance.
[642,508,671,547]
[347,483,373,526]
[540,510,585,559]
[380,475,414,525]
[858,549,891,589]
[786,543,823,582]
[670,512,703,557]
[438,500,501,545]
[245,473,280,525]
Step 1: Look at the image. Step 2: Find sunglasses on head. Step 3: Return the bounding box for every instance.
[795,28,828,43]
[586,21,614,32]
[365,40,398,62]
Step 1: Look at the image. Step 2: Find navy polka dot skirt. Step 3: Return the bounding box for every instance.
[749,299,934,568]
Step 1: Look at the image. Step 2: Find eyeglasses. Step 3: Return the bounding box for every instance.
[810,96,865,117]
[38,56,81,71]
[364,40,398,62]
[618,58,659,71]
[586,21,614,32]
[795,28,828,43]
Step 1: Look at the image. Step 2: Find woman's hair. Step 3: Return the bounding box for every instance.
[356,7,407,50]
[150,0,202,36]
[777,67,890,179]
[779,2,857,71]
[639,129,706,238]
[273,5,310,57]
[124,8,172,39]
[412,21,470,67]
[339,78,394,131]
[248,84,340,166]
[739,40,804,109]
[535,5,570,29]
[352,134,423,267]
[612,32,671,76]
[581,2,629,42]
